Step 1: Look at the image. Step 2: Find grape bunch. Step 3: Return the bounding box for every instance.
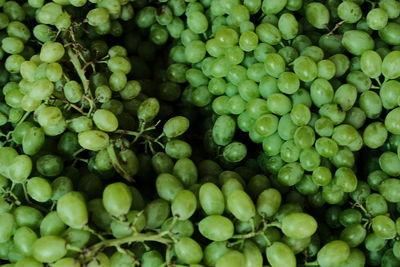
[1,0,400,266]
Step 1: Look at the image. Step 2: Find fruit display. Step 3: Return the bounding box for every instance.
[1,0,400,266]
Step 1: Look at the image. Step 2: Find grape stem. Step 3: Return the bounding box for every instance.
[66,47,90,95]
[86,232,172,258]
[106,144,135,183]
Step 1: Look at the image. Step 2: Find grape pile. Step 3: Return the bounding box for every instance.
[1,0,400,266]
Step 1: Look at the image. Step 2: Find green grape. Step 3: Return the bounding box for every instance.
[278,162,304,186]
[8,154,32,183]
[363,122,387,149]
[187,11,208,34]
[329,54,350,77]
[172,158,197,187]
[161,218,194,239]
[0,212,15,242]
[380,80,400,109]
[317,240,350,267]
[102,182,132,217]
[87,253,110,267]
[299,147,321,171]
[50,176,73,201]
[310,78,334,107]
[262,132,283,156]
[141,250,164,267]
[227,190,256,221]
[78,130,109,151]
[379,22,400,45]
[216,250,246,267]
[360,50,382,78]
[379,151,400,176]
[110,210,146,238]
[333,84,357,111]
[199,182,225,215]
[261,0,286,14]
[255,23,281,45]
[27,177,52,202]
[339,224,366,248]
[56,192,88,229]
[342,30,374,56]
[13,226,37,257]
[198,215,234,241]
[367,8,388,30]
[40,211,66,237]
[382,51,400,79]
[322,182,345,204]
[337,1,362,23]
[137,97,159,122]
[277,72,300,94]
[278,13,298,40]
[385,108,400,134]
[175,237,203,264]
[293,56,318,82]
[53,257,81,267]
[36,154,63,177]
[266,242,296,267]
[365,232,387,252]
[212,115,236,146]
[239,31,259,52]
[92,109,118,132]
[380,0,400,18]
[337,248,366,267]
[264,53,285,77]
[281,212,317,239]
[171,190,196,220]
[267,93,291,116]
[280,139,300,163]
[204,241,231,266]
[372,215,396,239]
[63,81,83,104]
[32,236,67,263]
[156,173,184,201]
[223,142,247,162]
[379,178,400,203]
[333,167,357,193]
[305,2,330,29]
[243,240,263,267]
[366,193,388,217]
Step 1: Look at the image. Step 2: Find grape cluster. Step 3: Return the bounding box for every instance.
[1,0,400,266]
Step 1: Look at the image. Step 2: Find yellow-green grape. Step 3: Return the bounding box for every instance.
[281,212,318,239]
[199,182,225,215]
[8,154,32,183]
[56,191,88,229]
[317,240,350,267]
[266,242,296,267]
[39,42,65,63]
[243,240,263,267]
[13,226,38,257]
[102,182,132,217]
[32,236,67,263]
[371,215,396,239]
[53,257,81,267]
[163,116,190,138]
[227,190,256,221]
[171,190,197,220]
[385,107,400,134]
[78,130,109,151]
[0,212,15,242]
[382,51,400,79]
[27,177,52,202]
[257,188,281,218]
[92,109,118,132]
[198,215,234,241]
[137,97,160,122]
[175,237,203,264]
[305,2,330,29]
[215,250,246,267]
